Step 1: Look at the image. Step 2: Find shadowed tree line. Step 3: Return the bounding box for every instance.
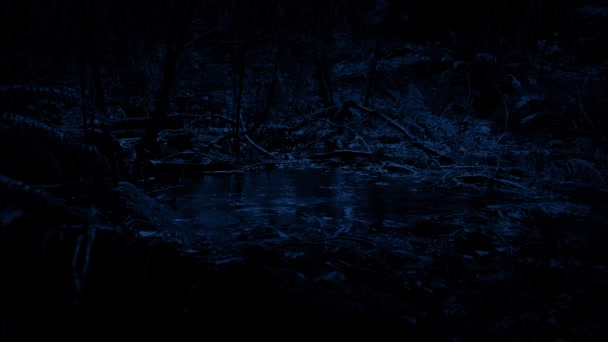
[0,0,606,192]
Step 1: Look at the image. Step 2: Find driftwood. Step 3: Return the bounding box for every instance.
[111,114,206,131]
[305,101,456,166]
[310,150,372,161]
[349,103,457,164]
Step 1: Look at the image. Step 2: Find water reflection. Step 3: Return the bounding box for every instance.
[173,168,495,233]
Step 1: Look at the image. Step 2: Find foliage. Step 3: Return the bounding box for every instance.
[1,0,607,339]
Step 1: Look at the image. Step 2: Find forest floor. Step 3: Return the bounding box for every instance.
[1,36,608,340]
[2,122,607,339]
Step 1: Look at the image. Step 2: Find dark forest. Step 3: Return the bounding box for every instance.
[1,0,607,339]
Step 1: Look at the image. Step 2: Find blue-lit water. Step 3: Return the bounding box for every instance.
[170,167,493,234]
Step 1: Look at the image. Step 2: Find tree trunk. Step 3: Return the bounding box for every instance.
[136,2,191,176]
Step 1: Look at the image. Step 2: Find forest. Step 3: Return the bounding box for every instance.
[1,0,607,339]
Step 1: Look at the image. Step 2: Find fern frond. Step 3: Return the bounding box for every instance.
[0,84,80,102]
[1,112,66,139]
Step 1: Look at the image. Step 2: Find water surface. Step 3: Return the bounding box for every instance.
[172,168,496,234]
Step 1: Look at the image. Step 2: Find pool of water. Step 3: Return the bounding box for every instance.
[170,167,497,234]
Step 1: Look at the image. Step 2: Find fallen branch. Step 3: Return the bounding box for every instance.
[352,104,457,164]
[310,149,373,161]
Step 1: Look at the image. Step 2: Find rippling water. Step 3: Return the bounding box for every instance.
[168,167,499,234]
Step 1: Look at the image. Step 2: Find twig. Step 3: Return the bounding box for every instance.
[576,88,606,142]
[495,85,509,143]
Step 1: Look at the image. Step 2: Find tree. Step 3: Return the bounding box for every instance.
[136,1,193,175]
